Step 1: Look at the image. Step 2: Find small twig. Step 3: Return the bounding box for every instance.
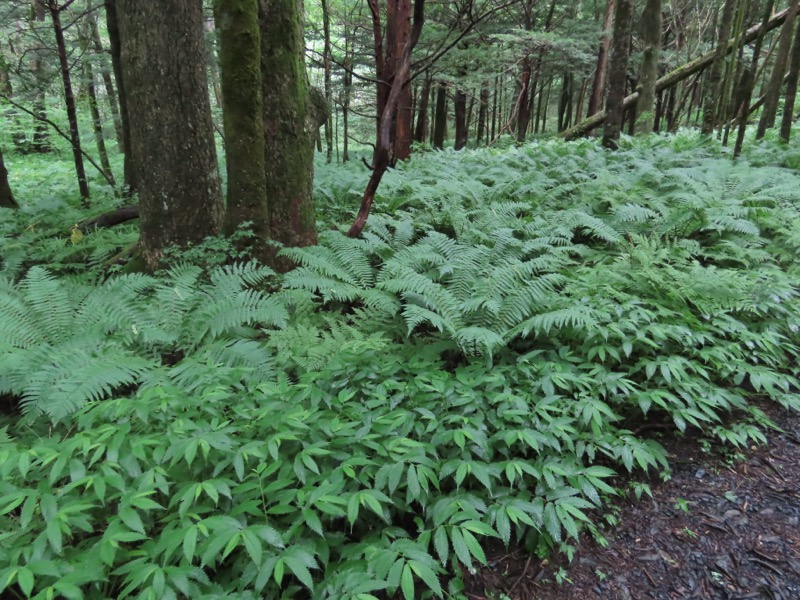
[507,554,533,596]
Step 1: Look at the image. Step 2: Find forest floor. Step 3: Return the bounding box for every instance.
[465,406,800,600]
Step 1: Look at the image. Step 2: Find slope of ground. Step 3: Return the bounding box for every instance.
[469,407,800,600]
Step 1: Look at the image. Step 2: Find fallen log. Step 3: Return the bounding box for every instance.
[563,7,791,141]
[77,205,139,233]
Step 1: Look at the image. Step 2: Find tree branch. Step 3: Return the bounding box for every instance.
[0,93,116,189]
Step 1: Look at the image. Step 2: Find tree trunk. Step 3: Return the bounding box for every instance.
[82,54,115,187]
[636,0,661,134]
[321,0,333,163]
[477,82,489,144]
[89,3,123,144]
[565,5,793,140]
[342,31,353,162]
[31,1,51,154]
[757,1,798,139]
[0,147,17,209]
[557,73,571,131]
[734,0,775,157]
[781,5,800,141]
[347,0,424,237]
[516,58,533,141]
[105,0,136,193]
[491,76,498,140]
[602,0,633,149]
[588,0,616,117]
[259,0,317,252]
[384,0,413,161]
[432,81,447,149]
[215,0,269,255]
[48,1,90,202]
[117,0,223,269]
[702,0,736,133]
[454,87,467,149]
[414,76,431,142]
[205,17,225,111]
[78,19,115,187]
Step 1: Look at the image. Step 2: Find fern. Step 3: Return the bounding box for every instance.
[0,262,287,420]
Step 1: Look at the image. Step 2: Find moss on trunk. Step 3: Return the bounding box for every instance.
[259,0,317,259]
[215,0,269,253]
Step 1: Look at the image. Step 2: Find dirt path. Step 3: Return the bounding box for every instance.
[467,408,800,600]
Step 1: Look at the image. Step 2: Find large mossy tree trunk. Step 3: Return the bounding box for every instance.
[214,0,269,251]
[602,0,633,149]
[0,147,18,209]
[259,0,317,253]
[635,0,661,134]
[117,0,223,270]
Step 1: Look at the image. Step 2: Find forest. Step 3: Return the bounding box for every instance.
[0,0,799,598]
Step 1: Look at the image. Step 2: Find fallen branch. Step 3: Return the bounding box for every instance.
[563,6,791,140]
[77,204,139,233]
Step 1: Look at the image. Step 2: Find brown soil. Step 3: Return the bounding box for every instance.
[465,407,800,600]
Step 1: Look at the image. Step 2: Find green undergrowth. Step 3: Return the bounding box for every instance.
[1,132,799,599]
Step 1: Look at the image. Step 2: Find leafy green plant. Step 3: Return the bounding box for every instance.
[1,131,800,599]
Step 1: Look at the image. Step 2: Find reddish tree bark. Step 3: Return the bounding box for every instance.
[588,0,616,117]
[348,0,424,237]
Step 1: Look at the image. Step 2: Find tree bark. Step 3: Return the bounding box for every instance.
[0,147,17,209]
[702,0,736,133]
[781,5,800,141]
[414,75,431,142]
[78,19,115,187]
[477,82,489,143]
[105,0,136,193]
[259,0,317,253]
[215,0,269,255]
[321,0,333,163]
[117,0,223,270]
[757,0,798,139]
[347,0,423,237]
[734,0,775,157]
[588,0,616,117]
[636,0,661,134]
[564,5,792,140]
[602,0,633,149]
[454,87,467,149]
[31,1,51,154]
[88,0,123,144]
[432,81,447,148]
[48,1,90,202]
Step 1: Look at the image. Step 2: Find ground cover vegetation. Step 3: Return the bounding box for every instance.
[2,0,800,597]
[1,131,799,599]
